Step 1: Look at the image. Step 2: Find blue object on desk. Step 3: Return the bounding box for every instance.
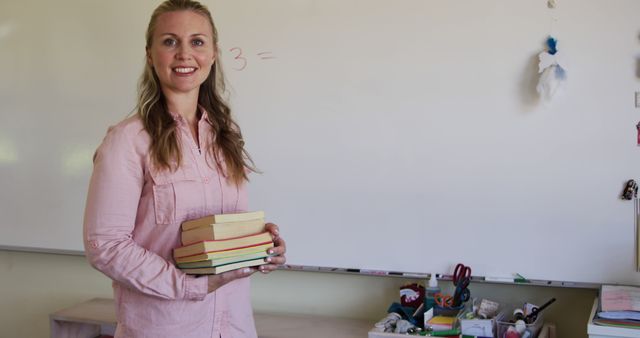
[387,302,420,325]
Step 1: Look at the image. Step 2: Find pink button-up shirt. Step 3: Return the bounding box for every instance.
[83,111,257,338]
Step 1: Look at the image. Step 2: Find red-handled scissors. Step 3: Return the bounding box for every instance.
[452,263,472,307]
[453,263,471,285]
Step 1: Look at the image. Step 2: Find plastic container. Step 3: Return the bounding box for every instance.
[496,305,544,338]
[458,301,504,337]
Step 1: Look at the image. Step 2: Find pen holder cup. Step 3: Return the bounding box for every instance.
[496,307,543,338]
[434,303,465,317]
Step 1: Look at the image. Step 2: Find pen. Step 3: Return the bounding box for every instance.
[526,297,556,323]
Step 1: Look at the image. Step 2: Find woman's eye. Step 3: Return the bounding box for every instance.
[163,39,176,47]
[192,39,204,47]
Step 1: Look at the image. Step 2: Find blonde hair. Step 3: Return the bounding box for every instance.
[137,0,255,185]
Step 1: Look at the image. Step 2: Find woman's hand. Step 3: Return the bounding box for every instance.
[207,267,258,293]
[259,222,287,273]
[206,222,286,292]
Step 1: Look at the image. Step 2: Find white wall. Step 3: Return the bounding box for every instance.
[0,250,596,338]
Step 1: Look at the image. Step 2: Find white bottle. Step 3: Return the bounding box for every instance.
[424,274,441,312]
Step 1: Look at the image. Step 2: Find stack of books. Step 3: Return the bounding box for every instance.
[173,211,274,275]
[594,285,640,329]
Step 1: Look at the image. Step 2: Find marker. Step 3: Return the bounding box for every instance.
[360,269,390,276]
[484,276,514,283]
[515,273,530,283]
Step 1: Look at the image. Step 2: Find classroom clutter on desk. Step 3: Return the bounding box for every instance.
[172,211,274,275]
[370,268,558,337]
[372,264,474,336]
[594,285,640,329]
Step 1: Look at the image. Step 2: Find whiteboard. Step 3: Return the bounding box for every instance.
[1,0,640,285]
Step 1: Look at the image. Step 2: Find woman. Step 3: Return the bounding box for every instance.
[83,1,286,337]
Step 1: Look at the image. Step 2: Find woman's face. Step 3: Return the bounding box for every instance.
[147,10,216,97]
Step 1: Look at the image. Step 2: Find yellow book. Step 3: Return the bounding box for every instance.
[173,231,273,259]
[427,315,455,332]
[181,211,265,231]
[174,242,273,264]
[182,258,268,275]
[180,218,266,245]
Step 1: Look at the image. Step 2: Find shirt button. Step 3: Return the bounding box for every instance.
[203,177,210,184]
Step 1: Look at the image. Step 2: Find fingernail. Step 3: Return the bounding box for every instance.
[268,249,274,255]
[243,268,251,274]
[266,257,272,263]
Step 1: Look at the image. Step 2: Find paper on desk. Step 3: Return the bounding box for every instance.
[601,285,640,312]
[598,311,640,321]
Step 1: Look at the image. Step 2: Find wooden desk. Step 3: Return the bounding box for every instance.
[50,298,373,338]
[50,298,116,338]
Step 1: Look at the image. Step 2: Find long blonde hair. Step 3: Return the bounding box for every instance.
[137,0,255,185]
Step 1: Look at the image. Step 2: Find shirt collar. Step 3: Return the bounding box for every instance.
[198,105,212,124]
[168,106,211,125]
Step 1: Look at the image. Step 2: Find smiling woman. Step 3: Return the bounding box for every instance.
[82,1,286,338]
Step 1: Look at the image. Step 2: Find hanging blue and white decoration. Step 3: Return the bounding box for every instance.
[536,1,565,102]
[536,36,567,101]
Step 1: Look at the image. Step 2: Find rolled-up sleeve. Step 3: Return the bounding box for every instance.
[83,124,207,301]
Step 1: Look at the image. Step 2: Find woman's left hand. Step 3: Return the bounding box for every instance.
[260,222,286,273]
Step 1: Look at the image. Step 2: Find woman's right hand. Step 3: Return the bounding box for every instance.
[206,267,257,293]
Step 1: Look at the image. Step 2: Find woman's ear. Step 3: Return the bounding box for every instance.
[146,48,153,66]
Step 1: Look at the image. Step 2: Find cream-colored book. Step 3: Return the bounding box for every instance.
[181,218,265,245]
[182,258,268,275]
[181,211,265,231]
[174,242,273,264]
[173,231,273,259]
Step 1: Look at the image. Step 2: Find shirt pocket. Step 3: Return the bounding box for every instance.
[214,157,243,213]
[149,164,200,225]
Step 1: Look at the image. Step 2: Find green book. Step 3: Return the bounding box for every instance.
[177,251,270,269]
[181,257,268,275]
